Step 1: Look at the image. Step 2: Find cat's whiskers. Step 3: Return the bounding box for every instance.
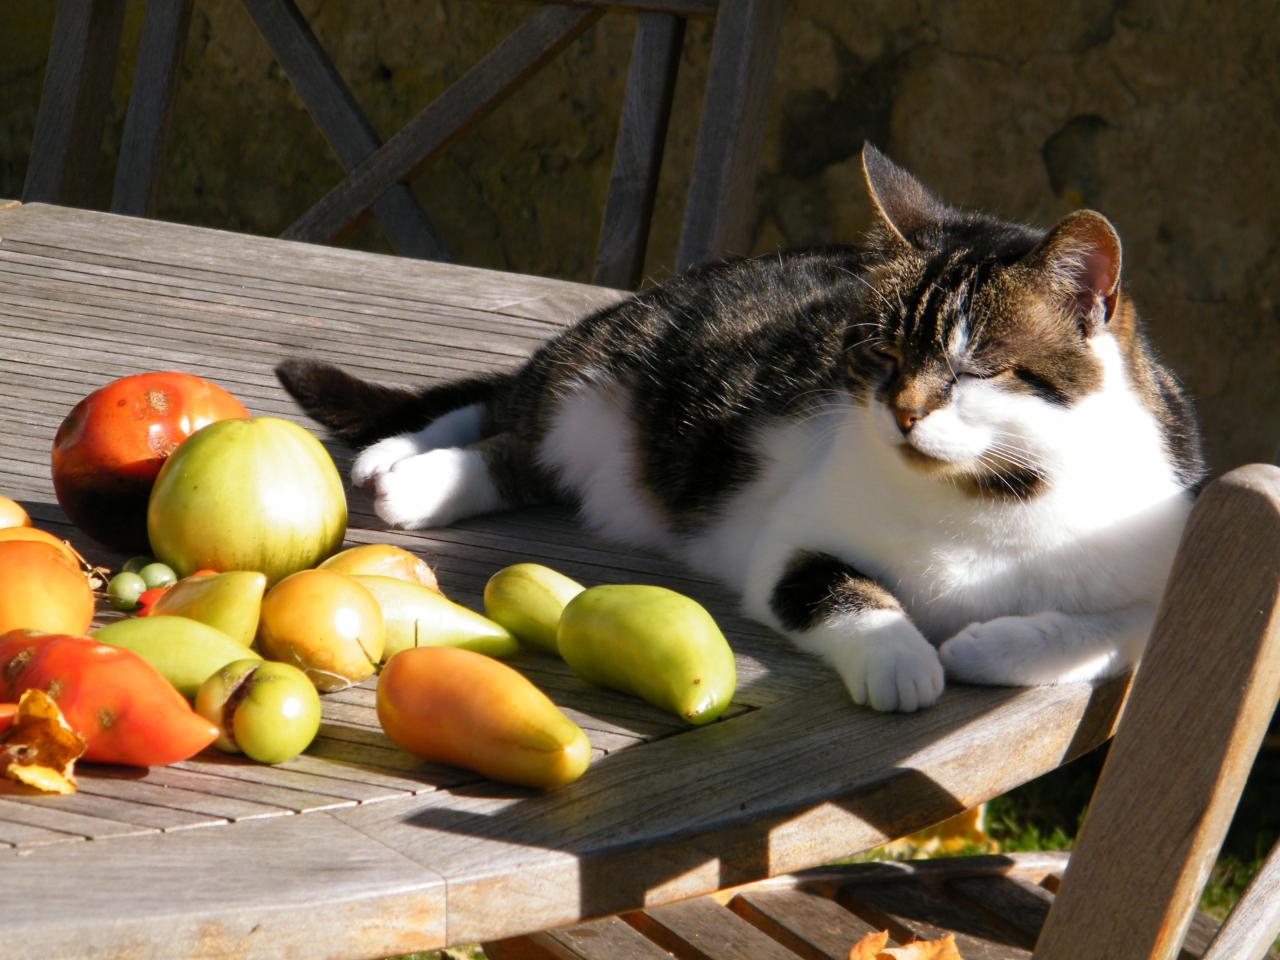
[971,452,1030,505]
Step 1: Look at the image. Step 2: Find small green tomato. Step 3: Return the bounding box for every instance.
[195,659,321,764]
[122,555,156,575]
[138,561,177,590]
[106,571,147,611]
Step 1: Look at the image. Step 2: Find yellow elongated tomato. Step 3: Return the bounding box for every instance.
[0,541,95,636]
[256,569,384,691]
[0,496,30,529]
[147,417,347,585]
[319,544,438,591]
[377,647,591,790]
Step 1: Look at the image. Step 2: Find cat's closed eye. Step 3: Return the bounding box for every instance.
[870,345,901,368]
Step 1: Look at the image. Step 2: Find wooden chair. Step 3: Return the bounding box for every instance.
[486,462,1280,960]
[22,0,785,288]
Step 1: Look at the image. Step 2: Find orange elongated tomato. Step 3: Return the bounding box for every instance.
[0,541,94,636]
[377,647,591,790]
[0,631,219,766]
[51,371,248,550]
[0,526,82,567]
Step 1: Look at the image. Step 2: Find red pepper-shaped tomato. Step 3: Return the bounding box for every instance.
[0,630,219,766]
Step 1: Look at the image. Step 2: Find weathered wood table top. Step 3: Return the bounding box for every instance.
[0,202,1126,959]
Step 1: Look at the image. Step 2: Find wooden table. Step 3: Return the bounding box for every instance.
[0,202,1126,959]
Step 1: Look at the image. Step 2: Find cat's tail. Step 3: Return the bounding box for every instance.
[274,358,509,446]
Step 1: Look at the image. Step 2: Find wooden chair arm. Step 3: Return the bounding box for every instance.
[1035,463,1280,960]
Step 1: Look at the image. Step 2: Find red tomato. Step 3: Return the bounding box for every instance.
[0,541,94,636]
[51,372,248,550]
[0,631,219,766]
[135,586,169,617]
[0,702,15,735]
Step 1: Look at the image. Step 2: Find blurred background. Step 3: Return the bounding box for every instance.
[3,0,1278,478]
[2,0,1277,933]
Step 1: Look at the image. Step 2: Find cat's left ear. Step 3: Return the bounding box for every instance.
[1025,210,1122,336]
[861,143,950,249]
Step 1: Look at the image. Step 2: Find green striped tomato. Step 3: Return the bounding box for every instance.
[147,417,347,586]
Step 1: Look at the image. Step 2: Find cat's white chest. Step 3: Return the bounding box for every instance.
[732,388,1190,642]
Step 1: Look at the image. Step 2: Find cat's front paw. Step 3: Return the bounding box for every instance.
[831,615,945,713]
[940,612,1071,686]
[372,449,465,529]
[352,434,422,488]
[371,447,499,530]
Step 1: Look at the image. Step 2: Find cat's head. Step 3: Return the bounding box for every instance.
[846,144,1136,496]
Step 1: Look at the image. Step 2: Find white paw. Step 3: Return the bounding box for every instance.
[830,615,945,713]
[940,612,1069,686]
[372,448,499,530]
[352,435,421,488]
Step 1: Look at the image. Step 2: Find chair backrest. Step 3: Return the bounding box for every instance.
[22,0,786,289]
[1034,463,1280,960]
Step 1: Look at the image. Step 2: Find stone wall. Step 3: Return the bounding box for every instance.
[2,0,1276,475]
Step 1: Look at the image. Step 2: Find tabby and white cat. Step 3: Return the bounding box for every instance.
[277,144,1203,713]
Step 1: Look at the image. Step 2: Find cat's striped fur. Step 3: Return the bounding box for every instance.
[278,144,1202,712]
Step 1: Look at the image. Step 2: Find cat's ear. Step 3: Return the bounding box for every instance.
[861,143,949,248]
[1025,210,1122,335]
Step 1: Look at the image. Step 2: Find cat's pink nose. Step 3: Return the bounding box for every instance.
[893,407,925,434]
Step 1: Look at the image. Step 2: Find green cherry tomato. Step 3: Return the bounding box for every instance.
[122,555,156,575]
[138,562,177,590]
[195,659,321,764]
[106,571,148,611]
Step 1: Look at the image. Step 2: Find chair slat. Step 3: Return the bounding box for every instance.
[593,12,684,289]
[516,0,719,16]
[111,0,192,217]
[838,880,1032,959]
[1202,840,1280,960]
[1035,464,1280,960]
[282,5,604,245]
[730,887,884,960]
[23,0,126,206]
[242,0,450,260]
[627,897,804,960]
[945,875,1054,945]
[486,915,679,960]
[676,0,785,271]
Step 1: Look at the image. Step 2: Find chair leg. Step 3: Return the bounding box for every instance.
[593,12,685,290]
[24,0,127,207]
[112,0,193,217]
[676,0,786,272]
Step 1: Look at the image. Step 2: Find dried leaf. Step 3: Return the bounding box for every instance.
[849,931,964,960]
[850,930,891,959]
[882,933,963,959]
[1,689,86,794]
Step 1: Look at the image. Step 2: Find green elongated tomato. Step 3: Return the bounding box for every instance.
[483,563,584,656]
[92,615,262,699]
[147,417,347,585]
[351,575,518,660]
[557,584,736,725]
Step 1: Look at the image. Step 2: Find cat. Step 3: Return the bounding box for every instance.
[276,143,1204,713]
